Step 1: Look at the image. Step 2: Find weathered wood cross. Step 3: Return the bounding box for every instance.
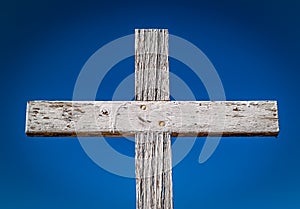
[26,29,279,209]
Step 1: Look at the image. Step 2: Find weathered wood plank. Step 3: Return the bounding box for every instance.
[135,29,169,101]
[26,101,279,137]
[135,29,173,209]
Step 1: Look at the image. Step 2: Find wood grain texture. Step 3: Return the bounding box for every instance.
[26,101,279,137]
[134,29,173,209]
[135,29,169,101]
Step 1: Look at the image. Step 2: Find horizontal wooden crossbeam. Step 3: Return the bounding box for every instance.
[26,101,279,137]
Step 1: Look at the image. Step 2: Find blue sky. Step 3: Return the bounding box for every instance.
[1,0,299,208]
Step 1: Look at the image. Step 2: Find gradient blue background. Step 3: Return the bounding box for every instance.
[1,0,299,208]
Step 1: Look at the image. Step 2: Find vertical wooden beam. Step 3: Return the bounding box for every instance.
[135,29,173,209]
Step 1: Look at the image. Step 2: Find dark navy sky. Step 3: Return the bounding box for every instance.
[1,1,299,209]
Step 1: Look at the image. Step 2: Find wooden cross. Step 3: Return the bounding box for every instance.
[26,29,279,209]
